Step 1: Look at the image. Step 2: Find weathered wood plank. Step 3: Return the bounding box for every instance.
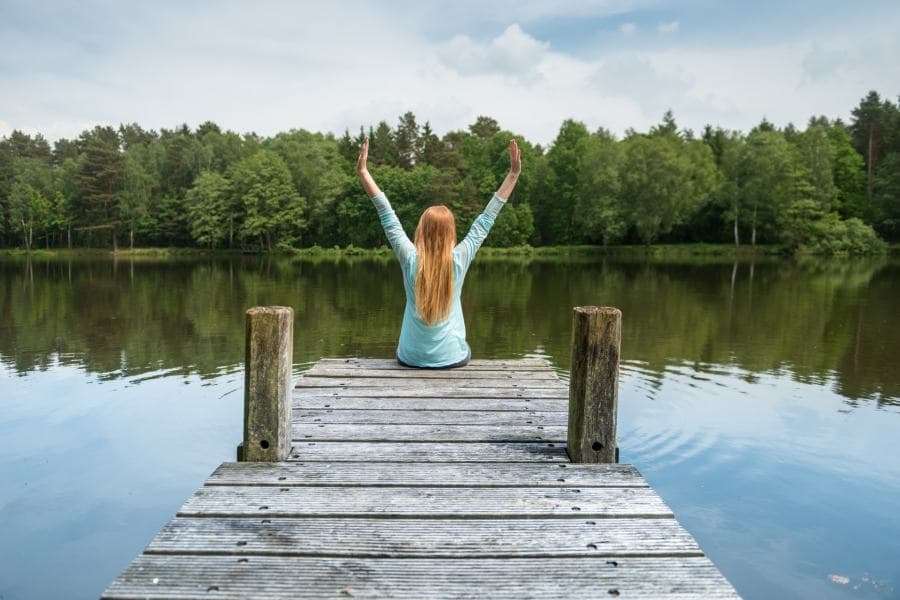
[292,397,568,412]
[103,556,740,599]
[296,377,568,389]
[206,461,649,488]
[147,517,700,558]
[304,367,560,380]
[288,441,568,462]
[178,486,672,518]
[293,387,569,398]
[294,409,567,425]
[316,357,554,369]
[292,423,567,442]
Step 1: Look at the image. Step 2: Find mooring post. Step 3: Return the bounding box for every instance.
[237,306,294,462]
[567,306,621,463]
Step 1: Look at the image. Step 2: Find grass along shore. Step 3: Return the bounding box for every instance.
[5,242,899,259]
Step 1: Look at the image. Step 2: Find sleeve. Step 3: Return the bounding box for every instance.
[455,192,507,272]
[370,191,415,266]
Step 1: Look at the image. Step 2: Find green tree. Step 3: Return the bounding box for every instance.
[231,149,306,251]
[827,123,867,219]
[702,126,744,246]
[51,137,81,166]
[120,149,155,249]
[850,91,893,199]
[737,130,794,246]
[575,129,624,245]
[52,158,80,247]
[872,152,900,239]
[186,171,230,248]
[118,122,157,149]
[156,195,191,246]
[9,158,53,249]
[0,131,53,246]
[266,130,351,247]
[469,116,501,140]
[368,121,398,167]
[620,131,716,244]
[796,124,837,211]
[418,122,445,166]
[487,203,535,246]
[533,119,589,244]
[75,126,125,248]
[780,199,885,255]
[159,124,202,197]
[395,111,420,170]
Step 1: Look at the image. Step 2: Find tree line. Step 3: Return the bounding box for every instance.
[1,90,898,254]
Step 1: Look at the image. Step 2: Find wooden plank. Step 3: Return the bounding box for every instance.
[296,377,568,389]
[294,409,567,425]
[178,486,672,518]
[293,387,568,398]
[316,357,554,369]
[288,441,568,462]
[292,397,568,412]
[293,423,567,442]
[206,462,649,488]
[103,556,740,599]
[147,517,701,558]
[304,367,560,380]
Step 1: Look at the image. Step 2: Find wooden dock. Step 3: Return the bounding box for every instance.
[103,353,739,599]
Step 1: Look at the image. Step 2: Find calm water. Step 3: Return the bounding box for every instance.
[1,254,898,599]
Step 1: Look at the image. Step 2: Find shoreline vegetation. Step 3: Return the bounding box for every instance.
[5,242,897,261]
[2,90,897,258]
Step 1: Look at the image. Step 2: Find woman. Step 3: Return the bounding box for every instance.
[356,136,521,368]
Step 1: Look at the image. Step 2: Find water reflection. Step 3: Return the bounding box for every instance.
[1,255,896,407]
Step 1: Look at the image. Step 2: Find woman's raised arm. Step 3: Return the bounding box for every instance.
[456,139,521,270]
[357,136,415,265]
[356,136,381,198]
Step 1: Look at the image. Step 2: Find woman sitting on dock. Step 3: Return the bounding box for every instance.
[356,136,521,368]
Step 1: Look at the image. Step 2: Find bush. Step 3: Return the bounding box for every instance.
[780,200,886,255]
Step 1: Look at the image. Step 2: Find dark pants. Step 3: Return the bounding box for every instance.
[397,348,471,369]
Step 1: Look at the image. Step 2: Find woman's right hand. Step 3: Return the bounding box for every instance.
[496,139,521,200]
[508,139,521,177]
[357,136,369,174]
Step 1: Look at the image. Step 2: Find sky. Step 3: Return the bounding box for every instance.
[1,0,899,146]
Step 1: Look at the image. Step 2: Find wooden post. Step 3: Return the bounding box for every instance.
[238,306,294,462]
[567,306,621,463]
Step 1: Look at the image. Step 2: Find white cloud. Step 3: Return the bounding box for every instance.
[438,24,550,81]
[1,2,899,147]
[657,20,679,33]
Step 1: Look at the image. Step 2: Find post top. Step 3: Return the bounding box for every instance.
[573,306,621,316]
[246,306,294,316]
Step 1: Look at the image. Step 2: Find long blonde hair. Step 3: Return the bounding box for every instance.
[414,205,456,325]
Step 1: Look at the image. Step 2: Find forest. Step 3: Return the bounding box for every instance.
[1,90,898,254]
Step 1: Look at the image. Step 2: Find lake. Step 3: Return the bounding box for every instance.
[0,253,898,599]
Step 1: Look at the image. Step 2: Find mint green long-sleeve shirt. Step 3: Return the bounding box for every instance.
[370,191,507,367]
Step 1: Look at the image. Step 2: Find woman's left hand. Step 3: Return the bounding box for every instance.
[357,136,370,174]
